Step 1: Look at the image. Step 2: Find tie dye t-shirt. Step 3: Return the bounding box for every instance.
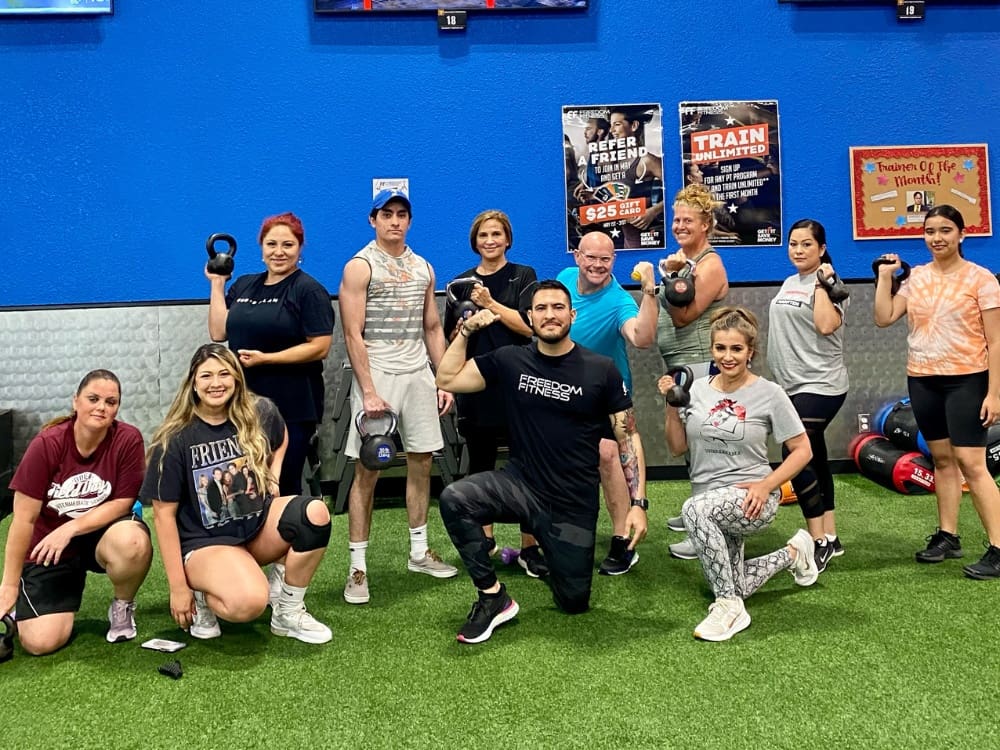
[899,261,1000,376]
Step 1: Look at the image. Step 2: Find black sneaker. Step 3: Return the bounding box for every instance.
[517,545,549,578]
[963,544,1000,580]
[598,535,639,576]
[915,529,963,563]
[828,536,845,558]
[814,538,834,574]
[485,537,498,557]
[456,584,519,644]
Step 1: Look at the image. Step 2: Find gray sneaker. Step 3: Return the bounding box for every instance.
[667,515,686,533]
[267,562,285,610]
[271,604,332,644]
[407,549,459,579]
[190,590,221,639]
[106,598,137,643]
[788,529,819,586]
[669,536,698,560]
[344,568,370,605]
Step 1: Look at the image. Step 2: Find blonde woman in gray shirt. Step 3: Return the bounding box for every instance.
[659,307,817,642]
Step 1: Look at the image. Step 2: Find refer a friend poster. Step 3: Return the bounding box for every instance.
[563,103,666,251]
[849,144,992,239]
[678,100,782,247]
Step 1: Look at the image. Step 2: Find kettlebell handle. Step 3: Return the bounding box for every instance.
[206,233,238,260]
[446,277,480,305]
[355,409,399,438]
[658,258,696,280]
[667,366,694,391]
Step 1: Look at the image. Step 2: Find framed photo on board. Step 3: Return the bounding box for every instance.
[849,144,991,239]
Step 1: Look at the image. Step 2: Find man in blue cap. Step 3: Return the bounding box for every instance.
[338,189,458,605]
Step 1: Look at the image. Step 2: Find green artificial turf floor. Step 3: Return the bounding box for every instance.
[2,475,999,749]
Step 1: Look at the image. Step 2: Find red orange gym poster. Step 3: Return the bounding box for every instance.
[562,103,667,252]
[678,100,783,247]
[849,144,992,239]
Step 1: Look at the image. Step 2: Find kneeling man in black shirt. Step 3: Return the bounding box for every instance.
[436,279,649,644]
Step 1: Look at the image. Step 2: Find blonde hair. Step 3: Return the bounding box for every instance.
[673,183,717,234]
[709,306,759,351]
[148,344,274,493]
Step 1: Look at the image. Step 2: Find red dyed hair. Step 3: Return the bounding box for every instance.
[258,212,305,246]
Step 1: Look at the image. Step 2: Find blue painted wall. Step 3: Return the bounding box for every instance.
[2,0,999,307]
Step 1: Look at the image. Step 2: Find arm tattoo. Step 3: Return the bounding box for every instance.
[612,408,641,500]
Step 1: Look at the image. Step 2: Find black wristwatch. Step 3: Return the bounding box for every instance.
[630,498,649,511]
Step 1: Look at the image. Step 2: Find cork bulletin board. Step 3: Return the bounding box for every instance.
[849,144,991,239]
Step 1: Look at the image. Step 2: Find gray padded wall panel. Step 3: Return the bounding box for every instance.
[0,282,909,481]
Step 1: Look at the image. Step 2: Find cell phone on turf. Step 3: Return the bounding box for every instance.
[141,638,186,653]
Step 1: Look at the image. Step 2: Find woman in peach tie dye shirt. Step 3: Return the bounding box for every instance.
[875,205,1000,579]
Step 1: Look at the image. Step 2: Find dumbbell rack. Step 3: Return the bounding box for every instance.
[327,363,462,513]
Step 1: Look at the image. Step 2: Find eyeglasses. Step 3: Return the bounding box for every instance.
[577,252,614,265]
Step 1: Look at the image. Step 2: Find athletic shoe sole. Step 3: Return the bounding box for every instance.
[517,556,548,579]
[667,518,686,533]
[962,565,1000,580]
[189,624,222,640]
[694,610,751,642]
[457,599,520,645]
[407,560,460,579]
[270,621,333,645]
[916,549,964,563]
[668,545,698,561]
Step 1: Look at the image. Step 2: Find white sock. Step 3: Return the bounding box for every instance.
[278,581,307,613]
[825,533,837,543]
[349,541,368,573]
[409,524,428,560]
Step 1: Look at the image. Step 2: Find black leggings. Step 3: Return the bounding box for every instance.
[439,469,598,614]
[782,392,846,520]
[280,421,317,497]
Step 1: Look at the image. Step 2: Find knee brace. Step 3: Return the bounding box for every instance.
[277,495,331,552]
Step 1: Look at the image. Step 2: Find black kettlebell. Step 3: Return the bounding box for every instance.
[871,258,911,296]
[659,258,697,308]
[0,613,16,664]
[206,233,238,277]
[815,267,850,303]
[355,410,399,471]
[664,366,694,407]
[446,277,481,321]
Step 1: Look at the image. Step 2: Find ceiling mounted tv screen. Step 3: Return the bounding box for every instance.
[316,1,587,12]
[0,0,112,14]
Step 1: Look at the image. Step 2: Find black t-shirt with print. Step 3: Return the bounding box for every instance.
[475,343,631,511]
[140,398,285,556]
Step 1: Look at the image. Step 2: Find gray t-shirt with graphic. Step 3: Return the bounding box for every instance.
[766,271,849,397]
[680,376,805,495]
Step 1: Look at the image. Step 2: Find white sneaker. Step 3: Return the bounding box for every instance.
[669,536,698,560]
[271,604,332,645]
[667,515,686,533]
[344,568,370,605]
[106,598,137,643]
[267,563,285,610]
[693,597,751,642]
[190,591,221,640]
[407,549,459,578]
[788,529,819,587]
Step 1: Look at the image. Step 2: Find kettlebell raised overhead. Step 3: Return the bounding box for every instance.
[205,233,238,277]
[355,410,399,471]
[446,277,481,321]
[0,613,16,664]
[871,257,911,296]
[664,365,694,407]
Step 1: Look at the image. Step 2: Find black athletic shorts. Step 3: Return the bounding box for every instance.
[15,512,149,621]
[908,371,989,448]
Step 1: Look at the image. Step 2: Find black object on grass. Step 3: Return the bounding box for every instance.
[158,659,183,679]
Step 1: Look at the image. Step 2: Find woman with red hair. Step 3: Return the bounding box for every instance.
[206,212,334,496]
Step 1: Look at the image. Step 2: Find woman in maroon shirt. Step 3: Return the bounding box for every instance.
[0,370,151,655]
